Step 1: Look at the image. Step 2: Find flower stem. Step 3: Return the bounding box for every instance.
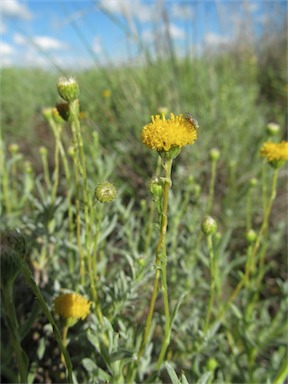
[20,261,73,383]
[204,234,216,333]
[206,158,217,215]
[210,167,280,329]
[0,143,12,215]
[246,186,252,231]
[61,325,69,365]
[137,158,172,366]
[68,101,85,285]
[254,167,279,285]
[1,281,28,383]
[49,119,62,204]
[40,148,51,191]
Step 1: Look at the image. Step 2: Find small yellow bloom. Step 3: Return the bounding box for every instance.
[260,141,288,162]
[53,293,91,320]
[142,113,198,152]
[102,89,111,98]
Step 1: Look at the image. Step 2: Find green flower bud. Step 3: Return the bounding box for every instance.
[24,161,33,174]
[39,146,48,156]
[94,181,117,204]
[266,122,280,136]
[206,357,218,371]
[138,257,145,266]
[42,107,53,121]
[192,183,201,199]
[148,177,163,200]
[67,146,75,157]
[188,175,194,185]
[201,216,217,236]
[249,177,258,188]
[56,102,70,121]
[140,199,147,210]
[8,144,19,154]
[0,230,26,287]
[246,229,257,244]
[214,231,222,242]
[57,77,79,103]
[209,148,220,161]
[52,107,65,124]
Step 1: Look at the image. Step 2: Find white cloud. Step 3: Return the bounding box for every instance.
[98,0,153,22]
[1,42,14,55]
[13,33,26,45]
[172,4,194,20]
[14,33,68,51]
[168,24,185,40]
[1,42,15,68]
[33,36,68,51]
[92,36,102,54]
[204,32,231,46]
[1,0,32,20]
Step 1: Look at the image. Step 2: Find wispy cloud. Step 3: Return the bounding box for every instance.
[98,0,153,22]
[14,33,68,51]
[168,24,185,40]
[204,32,231,46]
[1,42,14,55]
[1,0,32,20]
[172,3,194,20]
[92,36,102,54]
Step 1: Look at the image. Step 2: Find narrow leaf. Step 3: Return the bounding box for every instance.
[166,362,180,384]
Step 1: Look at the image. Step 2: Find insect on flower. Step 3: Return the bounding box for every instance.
[184,112,199,129]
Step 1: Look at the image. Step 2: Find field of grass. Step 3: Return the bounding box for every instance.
[0,8,287,384]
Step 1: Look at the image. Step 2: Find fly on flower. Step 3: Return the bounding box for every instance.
[184,113,199,130]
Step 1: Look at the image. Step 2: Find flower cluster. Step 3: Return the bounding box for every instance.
[141,113,198,152]
[260,141,288,167]
[53,293,91,320]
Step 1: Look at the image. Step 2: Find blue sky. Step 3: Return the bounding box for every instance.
[0,0,286,70]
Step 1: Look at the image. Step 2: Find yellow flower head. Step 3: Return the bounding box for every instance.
[142,113,198,152]
[102,89,111,98]
[260,141,288,164]
[53,293,91,320]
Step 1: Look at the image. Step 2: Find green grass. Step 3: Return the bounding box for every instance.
[0,25,287,384]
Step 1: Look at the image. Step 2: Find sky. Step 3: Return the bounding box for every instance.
[0,0,286,70]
